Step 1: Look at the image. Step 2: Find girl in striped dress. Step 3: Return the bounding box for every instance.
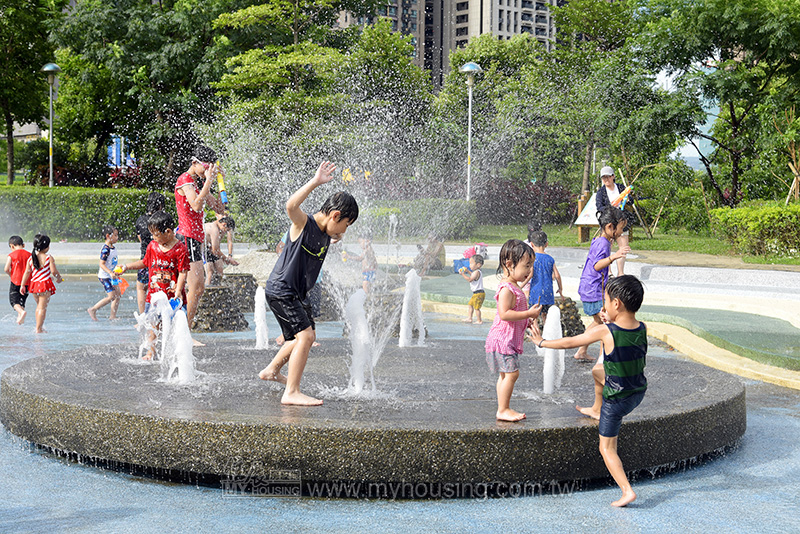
[20,234,63,333]
[485,239,542,422]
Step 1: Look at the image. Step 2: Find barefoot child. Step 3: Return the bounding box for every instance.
[120,211,189,360]
[527,231,563,326]
[531,275,647,507]
[20,234,63,333]
[203,216,239,286]
[344,230,377,294]
[88,226,123,321]
[5,236,31,325]
[485,239,541,422]
[459,254,484,324]
[258,161,358,406]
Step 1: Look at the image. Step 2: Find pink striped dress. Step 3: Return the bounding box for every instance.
[485,281,528,357]
[28,254,57,295]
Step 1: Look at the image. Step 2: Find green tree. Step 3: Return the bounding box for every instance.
[635,0,800,206]
[0,0,65,184]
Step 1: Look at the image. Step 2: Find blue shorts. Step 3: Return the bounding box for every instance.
[137,268,149,285]
[99,277,115,293]
[582,300,603,317]
[362,270,376,282]
[486,351,520,374]
[599,391,646,438]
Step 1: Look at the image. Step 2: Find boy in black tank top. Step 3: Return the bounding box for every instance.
[259,161,359,406]
[531,275,646,507]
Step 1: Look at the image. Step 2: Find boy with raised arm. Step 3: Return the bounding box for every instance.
[259,161,358,406]
[530,275,647,507]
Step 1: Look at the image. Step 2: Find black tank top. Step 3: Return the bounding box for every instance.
[265,213,330,300]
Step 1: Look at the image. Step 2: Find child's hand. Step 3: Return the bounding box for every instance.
[55,273,63,284]
[557,289,564,299]
[312,161,336,186]
[616,245,631,259]
[599,308,610,323]
[528,303,542,319]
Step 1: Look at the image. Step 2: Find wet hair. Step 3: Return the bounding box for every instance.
[147,211,174,233]
[102,225,117,239]
[605,274,644,313]
[8,235,23,247]
[31,234,50,270]
[146,192,166,215]
[496,239,534,277]
[193,145,217,163]
[218,216,235,231]
[472,254,484,266]
[596,206,626,234]
[320,191,359,223]
[530,231,548,247]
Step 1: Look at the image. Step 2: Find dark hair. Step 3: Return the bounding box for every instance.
[320,191,359,223]
[102,225,117,239]
[8,235,24,247]
[472,254,484,266]
[148,211,174,233]
[194,145,217,163]
[31,234,50,270]
[596,206,625,234]
[219,216,235,231]
[146,192,166,215]
[530,231,548,247]
[605,275,644,312]
[496,239,534,277]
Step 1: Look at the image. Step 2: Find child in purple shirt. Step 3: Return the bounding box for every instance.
[575,207,629,417]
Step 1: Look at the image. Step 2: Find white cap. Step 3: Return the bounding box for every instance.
[600,166,615,177]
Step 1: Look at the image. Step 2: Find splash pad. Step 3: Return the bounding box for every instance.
[0,338,744,497]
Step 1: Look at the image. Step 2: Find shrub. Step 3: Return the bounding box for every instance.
[0,186,176,241]
[657,187,713,234]
[475,179,575,225]
[710,202,800,256]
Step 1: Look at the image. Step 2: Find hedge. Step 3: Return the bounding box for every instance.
[359,199,477,240]
[710,202,800,256]
[0,186,176,241]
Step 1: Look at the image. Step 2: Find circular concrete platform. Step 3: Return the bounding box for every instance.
[0,339,745,497]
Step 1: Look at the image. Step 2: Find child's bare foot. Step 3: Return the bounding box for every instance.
[474,320,483,325]
[17,310,26,325]
[143,349,154,361]
[573,350,594,362]
[462,318,473,323]
[312,341,320,347]
[192,338,205,347]
[109,315,119,321]
[35,327,47,334]
[259,367,287,384]
[611,489,637,507]
[281,392,323,406]
[496,409,526,422]
[87,308,98,321]
[576,405,601,420]
[275,335,284,346]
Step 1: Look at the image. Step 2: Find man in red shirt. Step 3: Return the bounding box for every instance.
[174,145,224,332]
[122,211,190,359]
[5,235,32,325]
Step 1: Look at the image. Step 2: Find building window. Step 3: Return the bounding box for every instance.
[388,6,396,15]
[456,39,468,48]
[411,22,417,30]
[456,2,468,11]
[456,14,468,23]
[456,27,468,36]
[410,9,417,17]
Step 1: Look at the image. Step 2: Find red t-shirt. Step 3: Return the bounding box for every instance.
[175,172,205,241]
[8,249,32,285]
[143,240,190,303]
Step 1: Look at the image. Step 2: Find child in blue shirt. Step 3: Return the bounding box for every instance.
[527,231,563,325]
[88,225,122,321]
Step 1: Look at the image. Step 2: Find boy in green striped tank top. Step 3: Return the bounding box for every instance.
[531,275,646,507]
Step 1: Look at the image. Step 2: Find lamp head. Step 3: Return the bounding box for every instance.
[42,63,61,85]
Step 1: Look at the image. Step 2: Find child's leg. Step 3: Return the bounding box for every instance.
[577,363,604,420]
[496,370,525,421]
[185,260,205,326]
[463,305,474,322]
[109,287,122,319]
[615,234,629,276]
[574,314,604,360]
[599,435,637,507]
[14,304,26,324]
[34,293,50,333]
[204,262,214,286]
[260,339,294,383]
[136,282,147,315]
[88,282,115,320]
[475,307,482,324]
[144,327,158,360]
[282,327,321,406]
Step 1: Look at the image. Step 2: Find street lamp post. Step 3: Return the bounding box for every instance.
[459,62,482,201]
[41,63,61,188]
